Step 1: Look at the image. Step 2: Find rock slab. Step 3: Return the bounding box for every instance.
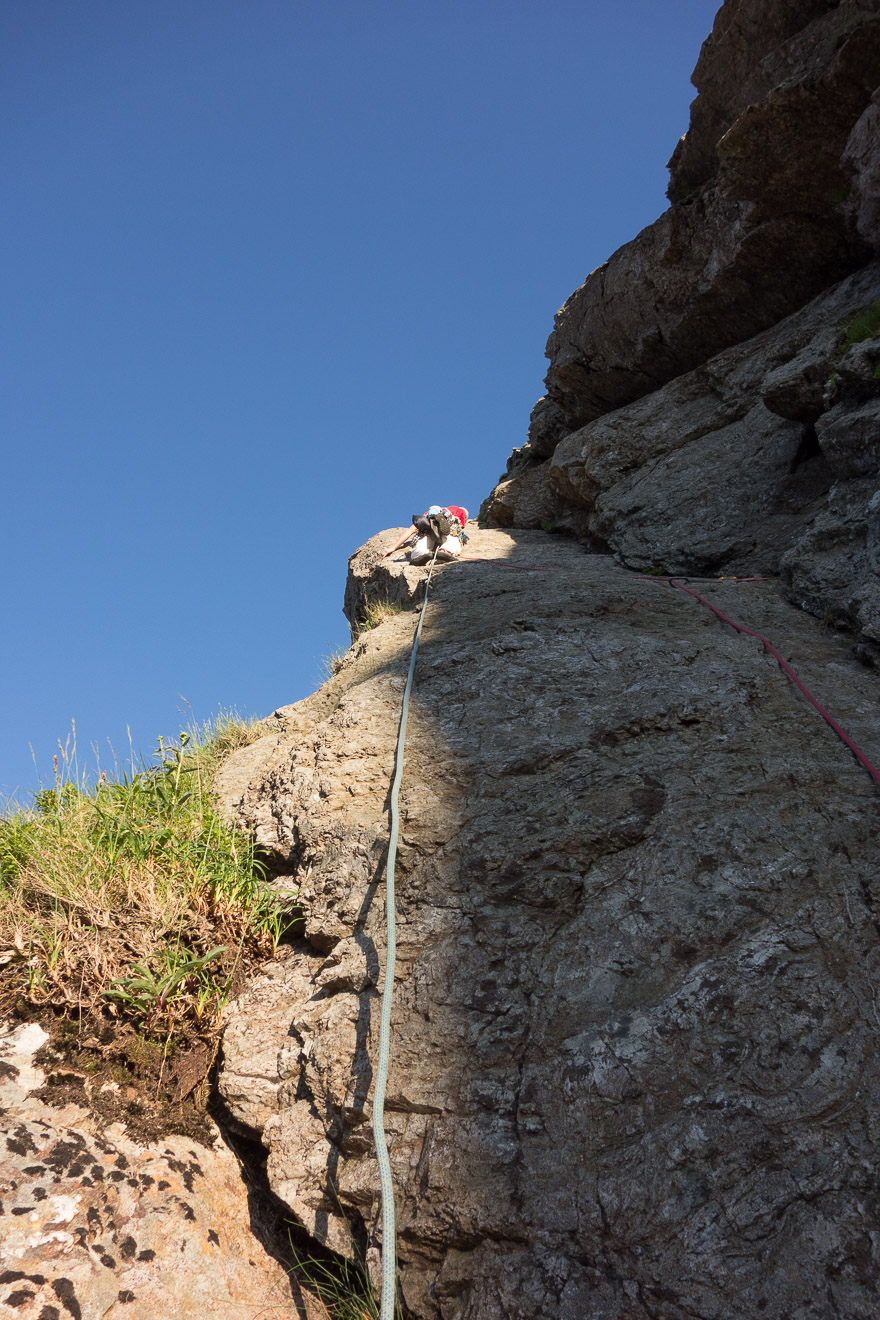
[218,530,880,1320]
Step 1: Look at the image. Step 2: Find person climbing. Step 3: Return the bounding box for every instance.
[382,505,470,564]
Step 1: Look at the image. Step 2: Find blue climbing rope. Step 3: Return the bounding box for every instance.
[374,546,440,1320]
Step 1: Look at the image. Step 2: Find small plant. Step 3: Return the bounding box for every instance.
[292,1250,379,1320]
[838,300,880,355]
[320,646,349,679]
[107,945,229,1019]
[540,519,557,533]
[290,1246,406,1320]
[355,597,405,637]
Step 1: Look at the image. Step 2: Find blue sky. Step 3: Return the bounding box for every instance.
[2,0,720,798]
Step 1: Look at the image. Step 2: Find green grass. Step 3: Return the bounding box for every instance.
[290,1247,406,1320]
[0,712,285,1036]
[839,300,880,354]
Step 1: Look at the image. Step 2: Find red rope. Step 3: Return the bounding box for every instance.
[632,574,773,583]
[661,578,880,790]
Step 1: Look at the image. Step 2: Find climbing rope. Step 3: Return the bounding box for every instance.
[642,575,880,790]
[374,545,440,1320]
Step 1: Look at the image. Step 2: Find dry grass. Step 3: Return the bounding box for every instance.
[320,646,349,679]
[354,596,406,637]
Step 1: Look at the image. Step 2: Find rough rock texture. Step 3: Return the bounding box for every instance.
[665,0,842,202]
[486,263,880,656]
[524,0,880,447]
[844,86,880,247]
[488,0,880,647]
[217,529,880,1320]
[0,1020,318,1320]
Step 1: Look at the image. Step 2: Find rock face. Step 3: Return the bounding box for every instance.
[524,0,880,444]
[488,262,880,656]
[217,530,880,1320]
[484,0,880,662]
[0,1020,316,1320]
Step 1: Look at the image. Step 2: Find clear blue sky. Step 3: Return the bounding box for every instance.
[2,0,720,798]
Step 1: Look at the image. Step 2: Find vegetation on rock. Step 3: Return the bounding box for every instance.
[840,298,880,354]
[0,711,289,1133]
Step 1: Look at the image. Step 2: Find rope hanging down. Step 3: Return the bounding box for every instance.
[373,545,440,1320]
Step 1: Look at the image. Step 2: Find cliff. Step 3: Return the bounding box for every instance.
[485,0,880,664]
[215,532,880,1318]
[4,3,880,1318]
[208,3,880,1314]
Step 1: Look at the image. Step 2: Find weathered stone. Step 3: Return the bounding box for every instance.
[817,396,880,476]
[526,1,880,447]
[0,1020,315,1320]
[218,530,880,1320]
[484,264,880,649]
[844,86,880,246]
[761,344,835,423]
[667,0,841,202]
[527,395,570,459]
[343,531,439,633]
[480,461,593,539]
[781,477,877,627]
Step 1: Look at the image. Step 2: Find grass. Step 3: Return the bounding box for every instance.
[290,1247,406,1320]
[839,300,880,355]
[0,711,286,1042]
[320,646,349,679]
[353,597,406,638]
[292,1251,379,1320]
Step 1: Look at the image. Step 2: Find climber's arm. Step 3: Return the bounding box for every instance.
[382,525,417,558]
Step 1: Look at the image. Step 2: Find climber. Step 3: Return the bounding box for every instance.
[382,505,470,565]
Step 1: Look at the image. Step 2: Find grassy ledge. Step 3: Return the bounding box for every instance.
[0,711,290,1139]
[840,299,880,354]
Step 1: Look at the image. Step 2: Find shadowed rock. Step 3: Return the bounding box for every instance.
[218,530,880,1320]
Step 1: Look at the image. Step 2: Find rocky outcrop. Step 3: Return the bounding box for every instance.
[524,0,880,447]
[217,530,880,1320]
[486,262,880,654]
[485,1,880,654]
[844,86,880,247]
[0,1020,317,1320]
